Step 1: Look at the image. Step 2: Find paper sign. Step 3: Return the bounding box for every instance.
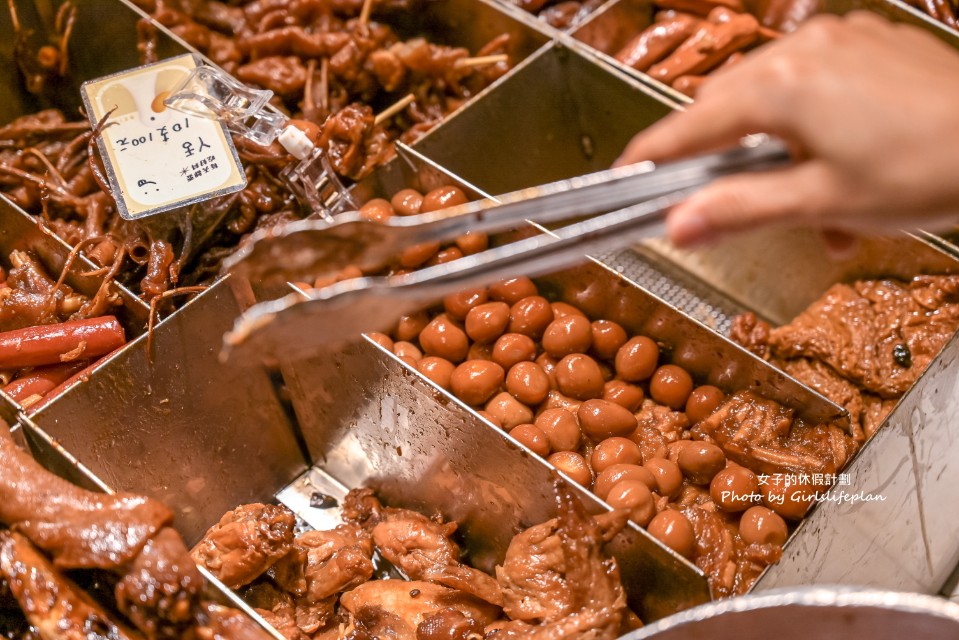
[81,54,246,220]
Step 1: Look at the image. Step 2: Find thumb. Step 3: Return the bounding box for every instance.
[666,163,830,247]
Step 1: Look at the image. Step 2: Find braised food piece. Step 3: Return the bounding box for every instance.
[255,606,306,640]
[341,487,384,527]
[0,421,171,570]
[861,394,897,440]
[681,506,781,599]
[416,607,487,640]
[0,423,271,637]
[371,510,460,580]
[210,484,634,636]
[0,422,202,635]
[694,390,857,475]
[341,580,500,640]
[634,398,689,442]
[192,503,296,589]
[768,277,959,398]
[255,606,307,640]
[0,530,143,639]
[779,358,866,442]
[0,251,93,332]
[272,525,374,601]
[198,601,281,640]
[244,582,308,640]
[728,311,771,359]
[141,0,512,182]
[538,0,603,29]
[730,276,959,442]
[492,481,629,639]
[344,489,504,606]
[116,527,205,637]
[0,109,210,302]
[512,0,604,29]
[269,525,374,635]
[317,104,392,182]
[614,14,701,73]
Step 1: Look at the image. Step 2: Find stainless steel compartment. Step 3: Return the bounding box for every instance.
[534,259,844,424]
[5,414,286,638]
[0,0,227,289]
[633,231,959,596]
[386,28,959,597]
[411,41,681,192]
[2,0,302,546]
[622,587,959,640]
[643,232,959,324]
[275,249,848,623]
[28,280,307,544]
[3,0,556,302]
[280,340,712,621]
[262,97,860,621]
[372,0,552,61]
[569,0,959,105]
[279,142,493,299]
[350,142,494,207]
[3,0,957,636]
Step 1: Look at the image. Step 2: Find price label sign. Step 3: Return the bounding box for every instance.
[81,54,246,220]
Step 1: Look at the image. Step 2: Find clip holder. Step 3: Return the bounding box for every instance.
[280,149,358,222]
[164,64,356,219]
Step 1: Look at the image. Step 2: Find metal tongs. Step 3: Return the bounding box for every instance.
[221,136,792,363]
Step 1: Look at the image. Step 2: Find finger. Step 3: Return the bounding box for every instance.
[665,162,831,247]
[613,83,776,168]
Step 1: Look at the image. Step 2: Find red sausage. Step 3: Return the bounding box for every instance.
[25,350,120,415]
[0,317,126,369]
[2,361,89,403]
[615,14,701,72]
[655,0,745,16]
[648,10,759,84]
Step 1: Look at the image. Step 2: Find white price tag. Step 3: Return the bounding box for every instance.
[81,54,246,220]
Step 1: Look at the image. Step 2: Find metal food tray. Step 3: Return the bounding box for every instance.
[621,586,959,640]
[324,121,959,604]
[567,0,959,104]
[411,41,681,190]
[379,40,959,594]
[1,0,958,636]
[640,230,959,595]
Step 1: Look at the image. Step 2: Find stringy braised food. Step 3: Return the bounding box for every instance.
[133,0,513,180]
[3,0,512,302]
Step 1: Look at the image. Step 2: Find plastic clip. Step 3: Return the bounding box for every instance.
[164,64,356,219]
[280,150,357,222]
[165,66,284,146]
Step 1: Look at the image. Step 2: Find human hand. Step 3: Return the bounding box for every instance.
[616,12,959,248]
